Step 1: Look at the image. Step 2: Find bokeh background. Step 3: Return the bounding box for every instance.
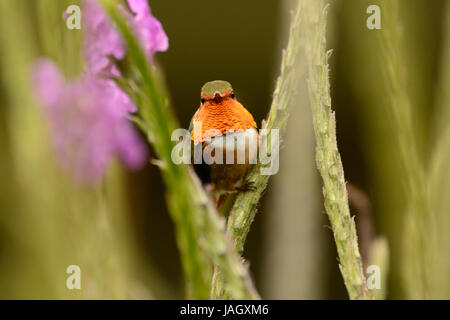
[0,0,448,299]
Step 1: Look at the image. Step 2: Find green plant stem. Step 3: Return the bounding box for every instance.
[101,0,259,300]
[378,2,430,299]
[427,1,450,299]
[211,1,304,298]
[230,0,303,254]
[302,0,372,300]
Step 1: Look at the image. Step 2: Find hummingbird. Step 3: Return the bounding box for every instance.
[189,80,258,201]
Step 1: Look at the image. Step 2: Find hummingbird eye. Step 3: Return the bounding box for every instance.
[231,91,235,99]
[200,97,205,104]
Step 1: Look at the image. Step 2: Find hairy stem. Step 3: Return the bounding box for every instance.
[302,0,371,300]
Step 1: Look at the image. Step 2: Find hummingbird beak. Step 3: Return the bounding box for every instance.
[214,92,221,100]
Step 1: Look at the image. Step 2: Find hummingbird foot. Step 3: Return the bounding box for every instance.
[235,180,257,192]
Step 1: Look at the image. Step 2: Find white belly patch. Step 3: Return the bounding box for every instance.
[203,128,258,165]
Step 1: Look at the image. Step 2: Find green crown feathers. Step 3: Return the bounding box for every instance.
[201,80,232,96]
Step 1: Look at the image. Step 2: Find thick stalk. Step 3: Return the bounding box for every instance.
[302,0,372,300]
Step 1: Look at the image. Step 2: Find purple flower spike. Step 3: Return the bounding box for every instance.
[83,0,169,75]
[127,0,169,58]
[33,60,148,183]
[83,0,126,75]
[32,0,168,183]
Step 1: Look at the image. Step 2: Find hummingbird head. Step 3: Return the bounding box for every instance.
[191,80,256,145]
[200,80,235,104]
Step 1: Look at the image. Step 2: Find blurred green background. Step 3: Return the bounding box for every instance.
[0,0,448,299]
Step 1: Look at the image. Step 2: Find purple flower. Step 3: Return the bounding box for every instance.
[33,59,148,183]
[32,0,168,183]
[126,0,169,58]
[83,0,126,75]
[83,0,168,75]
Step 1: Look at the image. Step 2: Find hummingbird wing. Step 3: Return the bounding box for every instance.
[188,109,211,185]
[188,109,199,135]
